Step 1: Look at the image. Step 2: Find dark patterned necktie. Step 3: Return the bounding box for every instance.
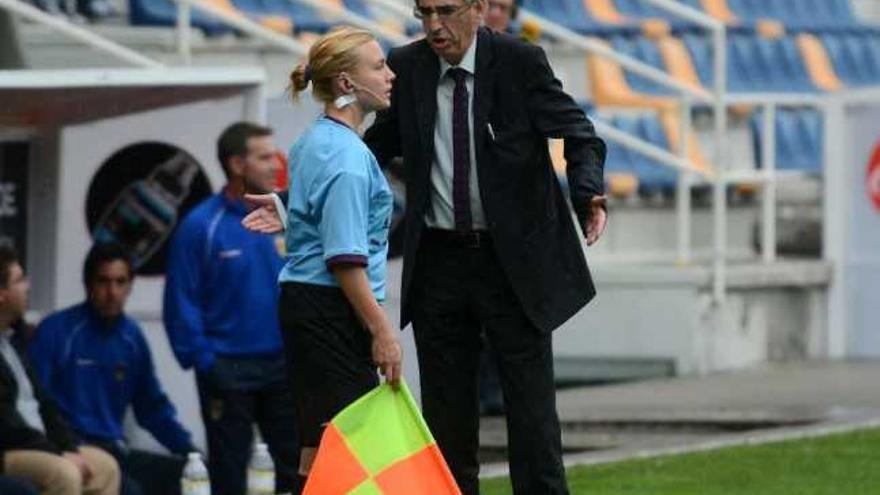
[448,67,472,232]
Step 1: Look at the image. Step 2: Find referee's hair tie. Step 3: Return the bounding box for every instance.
[304,65,313,83]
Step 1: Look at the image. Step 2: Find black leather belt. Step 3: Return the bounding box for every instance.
[423,229,491,249]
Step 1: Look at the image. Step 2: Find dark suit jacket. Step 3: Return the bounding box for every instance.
[364,28,606,333]
[0,327,79,459]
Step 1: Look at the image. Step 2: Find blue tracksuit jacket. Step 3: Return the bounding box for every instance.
[163,193,285,372]
[28,303,194,454]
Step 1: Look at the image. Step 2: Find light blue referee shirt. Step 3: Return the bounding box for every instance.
[278,116,393,301]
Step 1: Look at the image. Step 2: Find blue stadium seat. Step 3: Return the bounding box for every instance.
[129,0,232,35]
[635,114,677,193]
[681,33,713,86]
[604,116,638,177]
[844,33,880,83]
[610,35,672,95]
[682,33,752,92]
[730,35,769,90]
[779,36,820,91]
[229,0,287,29]
[521,0,604,34]
[752,108,823,174]
[283,0,333,33]
[726,0,760,22]
[609,114,675,194]
[821,33,878,86]
[612,0,696,30]
[729,0,862,31]
[684,33,820,93]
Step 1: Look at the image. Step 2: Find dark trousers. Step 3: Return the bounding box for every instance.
[278,282,380,494]
[196,356,300,495]
[88,440,185,495]
[412,231,568,495]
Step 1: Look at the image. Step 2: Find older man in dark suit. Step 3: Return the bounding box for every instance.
[364,2,606,492]
[244,1,605,493]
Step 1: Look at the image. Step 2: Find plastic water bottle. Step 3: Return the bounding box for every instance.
[181,452,211,495]
[247,442,275,495]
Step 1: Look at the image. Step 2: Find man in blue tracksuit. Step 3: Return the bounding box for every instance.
[28,242,195,495]
[163,122,298,495]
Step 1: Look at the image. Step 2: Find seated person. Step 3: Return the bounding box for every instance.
[28,243,195,495]
[0,244,121,495]
[0,475,38,495]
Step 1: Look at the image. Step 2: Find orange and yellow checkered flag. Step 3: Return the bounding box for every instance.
[303,381,462,495]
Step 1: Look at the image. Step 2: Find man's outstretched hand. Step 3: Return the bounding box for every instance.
[584,196,608,246]
[242,194,284,234]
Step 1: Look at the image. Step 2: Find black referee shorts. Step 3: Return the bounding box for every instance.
[278,282,379,448]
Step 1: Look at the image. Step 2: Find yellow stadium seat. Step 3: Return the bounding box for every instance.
[655,36,706,91]
[641,19,671,39]
[658,109,713,177]
[797,33,844,91]
[756,19,785,40]
[582,0,628,24]
[586,38,676,110]
[699,0,736,24]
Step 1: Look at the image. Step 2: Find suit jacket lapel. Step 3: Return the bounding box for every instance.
[413,45,440,167]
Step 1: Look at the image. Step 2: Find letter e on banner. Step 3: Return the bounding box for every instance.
[869,140,880,213]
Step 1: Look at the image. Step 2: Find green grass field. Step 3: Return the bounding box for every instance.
[480,428,880,495]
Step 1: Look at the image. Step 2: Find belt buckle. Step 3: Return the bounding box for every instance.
[463,231,481,248]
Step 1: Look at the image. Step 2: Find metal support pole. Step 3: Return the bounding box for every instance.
[761,103,777,263]
[711,25,727,303]
[176,0,192,65]
[822,101,847,358]
[676,98,693,265]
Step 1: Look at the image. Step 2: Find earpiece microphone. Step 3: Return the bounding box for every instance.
[342,74,389,104]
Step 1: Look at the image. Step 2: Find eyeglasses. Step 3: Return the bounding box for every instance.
[413,1,474,21]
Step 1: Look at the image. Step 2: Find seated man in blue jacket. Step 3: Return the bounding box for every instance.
[29,242,196,495]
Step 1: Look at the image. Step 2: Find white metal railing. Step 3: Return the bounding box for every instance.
[174,0,309,64]
[719,93,827,265]
[0,0,163,68]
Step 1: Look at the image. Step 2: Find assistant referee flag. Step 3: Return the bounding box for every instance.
[302,381,462,494]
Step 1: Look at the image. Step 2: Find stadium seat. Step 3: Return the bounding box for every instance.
[777,35,820,91]
[658,109,712,176]
[796,33,844,91]
[696,0,737,24]
[610,35,672,95]
[586,38,676,109]
[129,0,233,35]
[217,0,291,34]
[603,115,642,196]
[284,0,334,34]
[635,113,678,194]
[521,0,607,34]
[751,108,823,174]
[820,33,879,86]
[583,0,628,24]
[655,35,707,92]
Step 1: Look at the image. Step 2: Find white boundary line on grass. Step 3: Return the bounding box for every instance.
[479,417,880,479]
